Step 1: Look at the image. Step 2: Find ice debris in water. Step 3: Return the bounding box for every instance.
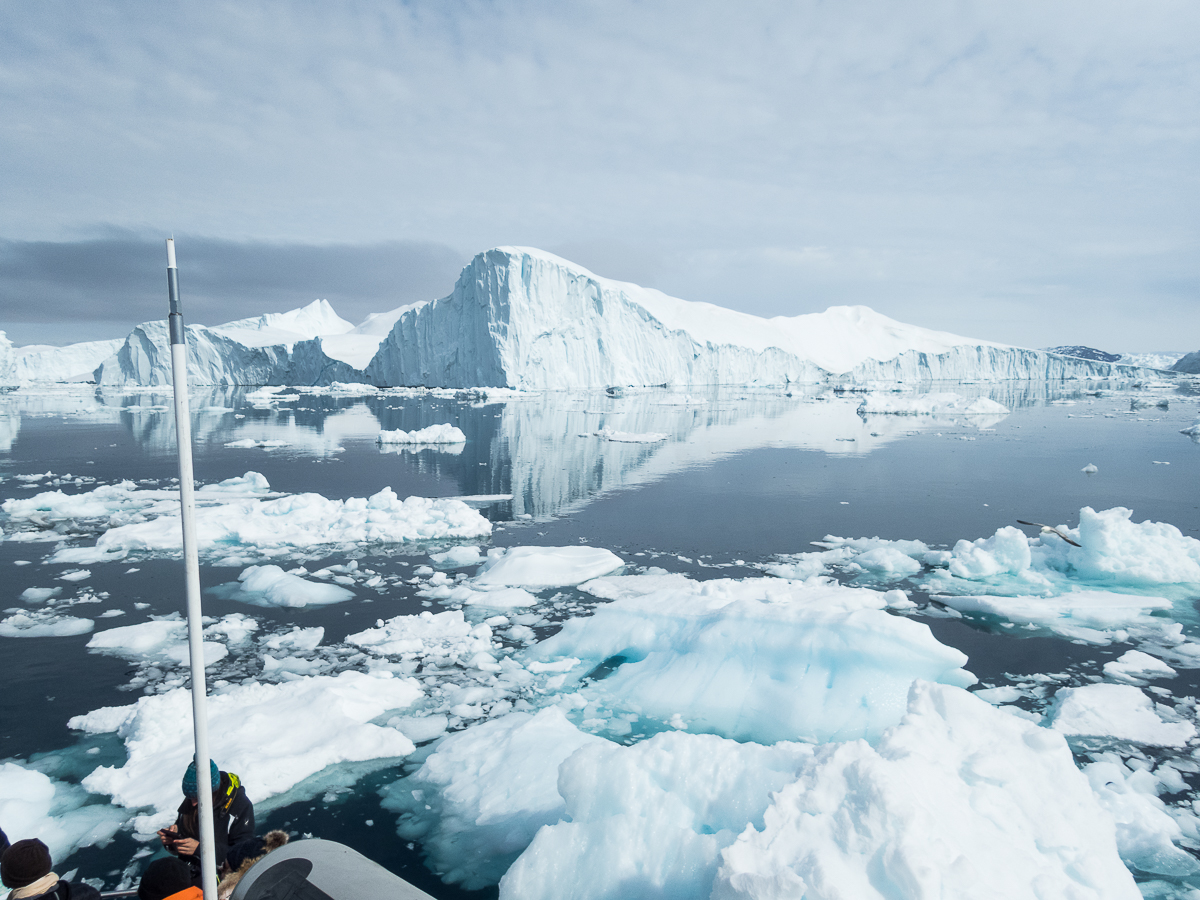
[593,428,668,443]
[86,615,230,669]
[70,670,422,829]
[1103,650,1178,684]
[377,424,467,444]
[1083,462,1100,474]
[208,564,355,608]
[52,484,492,564]
[531,573,974,743]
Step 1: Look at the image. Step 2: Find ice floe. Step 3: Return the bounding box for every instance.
[473,546,624,588]
[382,708,606,889]
[529,574,975,743]
[71,670,422,828]
[0,609,94,637]
[208,565,355,608]
[377,424,466,444]
[1049,683,1197,748]
[0,762,126,863]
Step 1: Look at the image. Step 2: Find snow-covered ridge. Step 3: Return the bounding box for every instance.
[5,249,1171,388]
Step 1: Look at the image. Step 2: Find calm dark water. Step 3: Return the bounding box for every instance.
[1,381,1197,895]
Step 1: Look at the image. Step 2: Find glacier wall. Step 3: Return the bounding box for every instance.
[94,322,361,387]
[366,248,1160,390]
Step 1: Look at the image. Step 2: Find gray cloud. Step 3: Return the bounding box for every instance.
[0,234,467,345]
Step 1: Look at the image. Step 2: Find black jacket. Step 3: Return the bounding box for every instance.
[13,879,101,900]
[171,771,255,871]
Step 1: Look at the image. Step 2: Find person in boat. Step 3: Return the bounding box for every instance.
[136,858,199,900]
[0,838,100,900]
[158,761,255,881]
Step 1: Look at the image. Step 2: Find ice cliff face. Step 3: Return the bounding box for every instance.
[366,248,1154,390]
[94,300,362,387]
[95,321,360,387]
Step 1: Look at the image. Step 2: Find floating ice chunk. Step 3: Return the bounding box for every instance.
[0,762,126,863]
[92,488,491,559]
[710,682,1139,899]
[499,730,813,900]
[209,565,354,608]
[529,576,975,744]
[1049,683,1196,747]
[856,392,1009,421]
[205,613,258,645]
[71,670,421,818]
[223,439,289,449]
[972,685,1024,704]
[461,587,540,609]
[377,424,466,444]
[261,625,324,653]
[947,525,1032,579]
[1084,756,1200,878]
[847,545,923,579]
[1083,462,1099,474]
[20,587,62,603]
[593,428,668,443]
[347,610,494,664]
[429,545,484,568]
[1036,507,1200,588]
[934,591,1172,644]
[0,610,94,637]
[474,546,624,587]
[86,617,226,667]
[381,708,606,890]
[386,714,449,744]
[1104,650,1178,684]
[578,568,695,601]
[58,569,91,582]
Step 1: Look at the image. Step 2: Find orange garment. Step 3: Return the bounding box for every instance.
[162,888,204,900]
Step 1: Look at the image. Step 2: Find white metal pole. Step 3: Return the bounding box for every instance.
[166,238,218,900]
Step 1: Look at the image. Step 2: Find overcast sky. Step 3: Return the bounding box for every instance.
[1,1,1196,350]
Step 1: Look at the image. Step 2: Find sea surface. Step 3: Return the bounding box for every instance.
[1,379,1198,896]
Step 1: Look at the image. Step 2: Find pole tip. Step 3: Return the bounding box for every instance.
[166,238,177,270]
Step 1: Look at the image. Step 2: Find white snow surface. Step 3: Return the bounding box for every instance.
[1049,683,1197,747]
[1104,650,1178,684]
[473,546,624,587]
[86,616,228,668]
[71,670,421,824]
[707,682,1138,900]
[534,574,975,743]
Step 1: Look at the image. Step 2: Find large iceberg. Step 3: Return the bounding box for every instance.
[93,299,365,387]
[366,247,1153,389]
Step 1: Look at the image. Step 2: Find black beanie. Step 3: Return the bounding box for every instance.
[1,838,52,888]
[138,857,194,900]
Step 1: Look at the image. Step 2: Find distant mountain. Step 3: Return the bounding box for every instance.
[1043,346,1122,363]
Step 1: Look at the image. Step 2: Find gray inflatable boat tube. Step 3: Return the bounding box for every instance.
[229,838,437,900]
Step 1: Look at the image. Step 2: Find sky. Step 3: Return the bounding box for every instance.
[0,0,1197,350]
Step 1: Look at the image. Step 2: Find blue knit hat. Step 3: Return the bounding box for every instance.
[181,759,219,799]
